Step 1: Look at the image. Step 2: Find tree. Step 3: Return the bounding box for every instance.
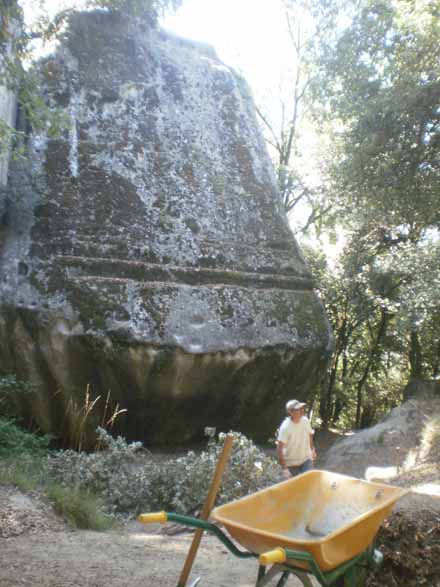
[88,0,182,15]
[300,0,440,422]
[0,0,182,158]
[305,234,402,429]
[314,0,440,234]
[256,1,332,234]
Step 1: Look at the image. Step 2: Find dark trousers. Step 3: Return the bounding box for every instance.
[287,459,313,477]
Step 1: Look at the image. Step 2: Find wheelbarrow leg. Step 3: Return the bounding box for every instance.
[275,571,290,587]
[256,564,314,587]
[287,569,314,587]
[255,565,283,587]
[257,565,266,583]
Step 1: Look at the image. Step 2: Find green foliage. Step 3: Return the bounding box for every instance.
[0,1,69,156]
[0,418,50,456]
[47,484,113,530]
[0,433,110,530]
[313,0,440,232]
[46,427,148,512]
[0,373,35,420]
[304,238,406,429]
[284,0,440,429]
[0,0,182,157]
[257,2,332,233]
[87,0,182,16]
[45,429,280,514]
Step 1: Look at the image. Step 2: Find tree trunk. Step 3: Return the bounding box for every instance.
[409,330,423,380]
[355,309,389,428]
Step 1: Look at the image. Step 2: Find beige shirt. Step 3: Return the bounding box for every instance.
[277,416,313,466]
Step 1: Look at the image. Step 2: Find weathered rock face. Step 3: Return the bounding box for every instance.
[0,11,332,444]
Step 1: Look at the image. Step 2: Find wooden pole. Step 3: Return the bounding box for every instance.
[177,433,235,587]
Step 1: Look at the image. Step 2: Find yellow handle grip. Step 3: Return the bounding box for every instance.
[259,548,286,566]
[138,511,168,524]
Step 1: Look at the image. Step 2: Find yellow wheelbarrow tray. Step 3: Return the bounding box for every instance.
[211,469,408,572]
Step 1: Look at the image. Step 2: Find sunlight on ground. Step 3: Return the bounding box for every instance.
[401,416,440,474]
[411,483,440,497]
[365,466,398,481]
[129,533,191,553]
[129,533,163,541]
[402,450,418,470]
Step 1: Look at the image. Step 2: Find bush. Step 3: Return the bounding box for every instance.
[0,374,35,421]
[0,418,50,457]
[147,433,280,513]
[45,429,281,515]
[45,427,150,512]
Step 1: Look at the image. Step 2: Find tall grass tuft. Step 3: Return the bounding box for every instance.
[47,484,113,530]
[0,455,43,492]
[62,386,127,451]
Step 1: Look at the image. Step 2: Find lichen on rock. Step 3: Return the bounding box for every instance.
[0,10,332,444]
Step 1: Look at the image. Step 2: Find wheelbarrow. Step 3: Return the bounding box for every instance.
[139,470,408,586]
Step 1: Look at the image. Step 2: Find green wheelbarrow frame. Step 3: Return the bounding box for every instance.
[138,511,383,587]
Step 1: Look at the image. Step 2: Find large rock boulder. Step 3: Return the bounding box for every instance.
[0,11,332,444]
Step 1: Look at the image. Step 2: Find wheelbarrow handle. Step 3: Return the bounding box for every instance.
[138,511,255,559]
[259,548,286,566]
[138,511,168,524]
[259,547,328,585]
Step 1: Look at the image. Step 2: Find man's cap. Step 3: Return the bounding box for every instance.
[286,399,306,412]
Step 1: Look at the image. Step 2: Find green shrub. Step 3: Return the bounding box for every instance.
[0,418,50,456]
[47,484,113,530]
[45,427,150,512]
[45,429,281,515]
[0,374,35,421]
[147,433,280,512]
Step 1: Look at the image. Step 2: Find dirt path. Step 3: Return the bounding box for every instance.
[0,521,292,587]
[0,526,248,587]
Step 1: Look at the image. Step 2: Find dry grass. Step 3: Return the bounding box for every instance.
[62,386,127,451]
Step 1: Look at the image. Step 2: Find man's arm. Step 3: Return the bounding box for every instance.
[277,440,291,478]
[277,440,287,469]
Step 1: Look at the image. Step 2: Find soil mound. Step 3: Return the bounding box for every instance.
[0,486,66,538]
[367,510,440,587]
[322,391,440,584]
[323,392,440,504]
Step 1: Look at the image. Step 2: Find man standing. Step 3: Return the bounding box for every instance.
[277,399,316,478]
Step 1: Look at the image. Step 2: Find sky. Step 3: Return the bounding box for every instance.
[162,0,294,101]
